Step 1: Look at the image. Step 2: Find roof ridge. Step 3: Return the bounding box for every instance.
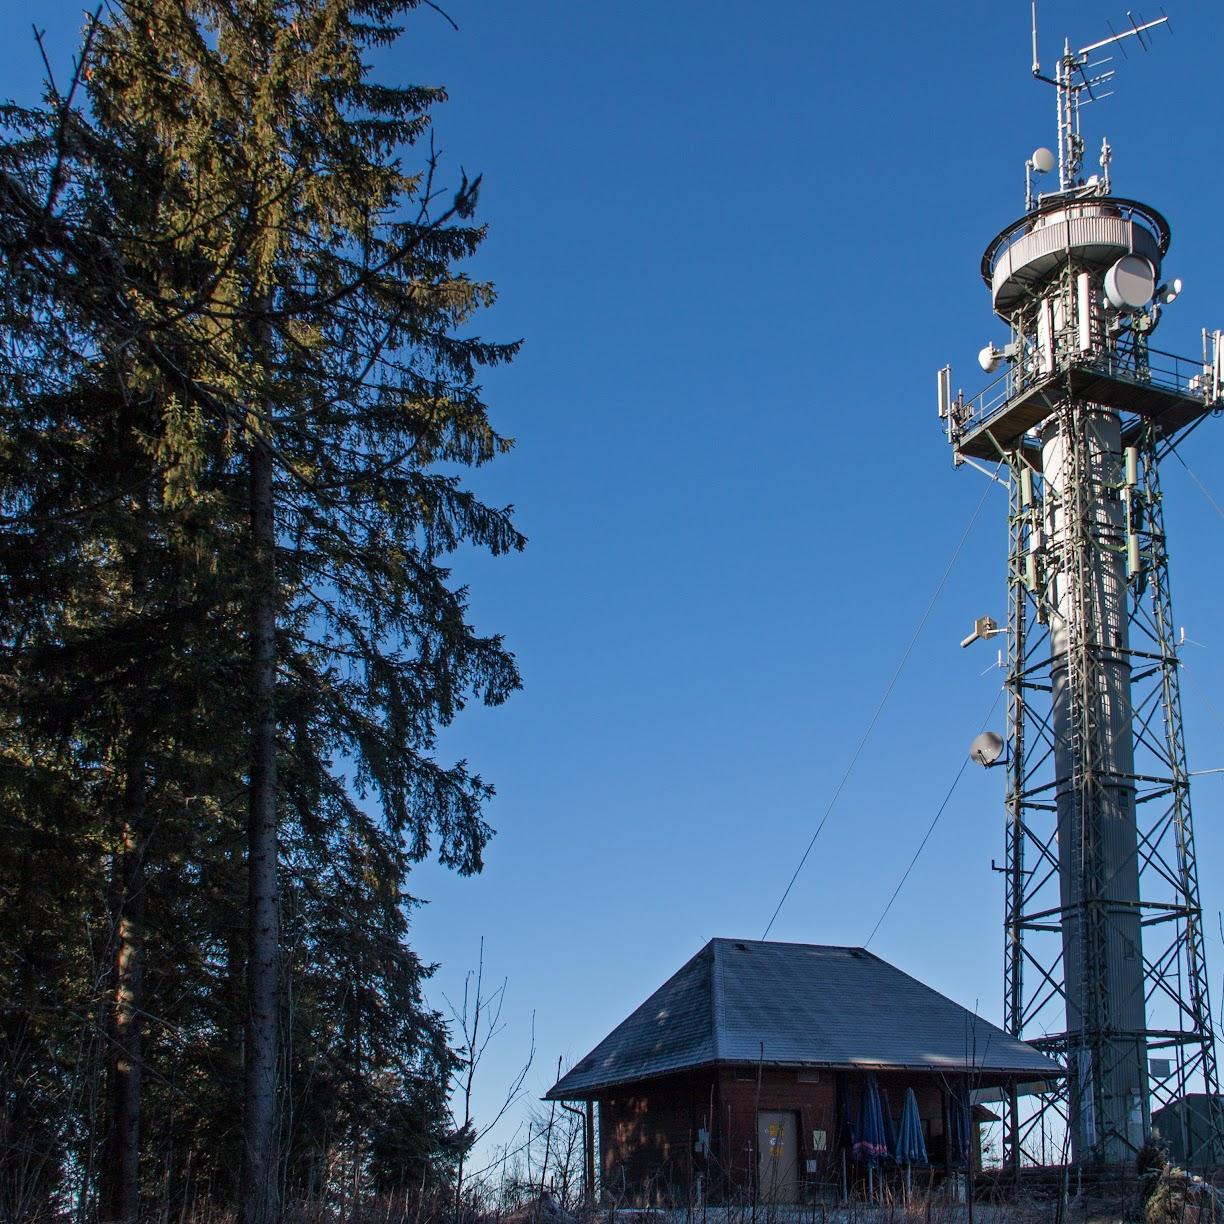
[709,939,724,1063]
[707,938,880,953]
[861,953,1004,1027]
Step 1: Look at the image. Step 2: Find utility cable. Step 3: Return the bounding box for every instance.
[1179,661,1224,740]
[761,469,1001,940]
[1164,452,1224,733]
[864,685,1004,948]
[1170,448,1224,523]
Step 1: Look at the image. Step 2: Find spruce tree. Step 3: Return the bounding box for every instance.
[1,1,522,1217]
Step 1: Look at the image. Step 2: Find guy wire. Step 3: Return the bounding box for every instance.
[761,467,1002,940]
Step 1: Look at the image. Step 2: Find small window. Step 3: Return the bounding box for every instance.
[797,1070,821,1083]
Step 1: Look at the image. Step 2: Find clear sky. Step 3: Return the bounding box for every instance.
[6,0,1224,1171]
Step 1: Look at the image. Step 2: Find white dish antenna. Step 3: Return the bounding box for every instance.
[1104,254,1156,310]
[1158,277,1183,305]
[1031,147,1055,175]
[970,731,1005,767]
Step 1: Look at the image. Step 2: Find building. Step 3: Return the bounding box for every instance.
[546,939,1061,1206]
[1151,1095,1224,1166]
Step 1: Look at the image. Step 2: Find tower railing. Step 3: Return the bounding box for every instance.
[952,346,1210,449]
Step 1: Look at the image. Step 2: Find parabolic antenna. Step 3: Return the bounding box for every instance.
[1031,146,1055,174]
[969,730,1005,767]
[1104,254,1157,310]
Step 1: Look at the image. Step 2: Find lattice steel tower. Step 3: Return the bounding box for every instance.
[940,13,1224,1168]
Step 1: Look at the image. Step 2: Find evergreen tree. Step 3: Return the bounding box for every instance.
[0,1,523,1217]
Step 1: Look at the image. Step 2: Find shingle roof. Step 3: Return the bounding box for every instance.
[546,939,1061,1099]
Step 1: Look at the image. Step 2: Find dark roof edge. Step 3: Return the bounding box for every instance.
[544,1055,1067,1100]
[545,1058,721,1100]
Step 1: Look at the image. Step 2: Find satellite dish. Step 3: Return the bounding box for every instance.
[1031,147,1055,174]
[970,731,1005,767]
[1104,254,1157,310]
[978,344,1002,373]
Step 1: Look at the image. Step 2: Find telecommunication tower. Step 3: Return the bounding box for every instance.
[940,10,1224,1168]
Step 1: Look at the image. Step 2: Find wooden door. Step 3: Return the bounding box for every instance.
[757,1110,800,1203]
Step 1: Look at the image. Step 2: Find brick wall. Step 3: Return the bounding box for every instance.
[598,1066,985,1206]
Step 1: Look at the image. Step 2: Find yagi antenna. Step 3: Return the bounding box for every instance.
[1077,11,1168,58]
[1103,18,1137,60]
[1028,4,1169,196]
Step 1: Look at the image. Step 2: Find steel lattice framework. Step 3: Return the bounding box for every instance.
[999,410,1221,1167]
[939,14,1224,1169]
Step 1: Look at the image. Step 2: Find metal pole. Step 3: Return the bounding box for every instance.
[585,1101,596,1207]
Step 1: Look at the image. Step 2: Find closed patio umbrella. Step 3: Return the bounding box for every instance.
[895,1087,929,1194]
[852,1073,889,1197]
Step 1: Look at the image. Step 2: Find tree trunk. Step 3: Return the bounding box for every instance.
[102,739,148,1224]
[242,428,280,1224]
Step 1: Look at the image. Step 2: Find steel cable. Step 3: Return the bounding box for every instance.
[864,686,1004,948]
[761,467,1002,939]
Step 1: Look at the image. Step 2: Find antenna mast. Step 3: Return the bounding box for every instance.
[1030,7,1168,192]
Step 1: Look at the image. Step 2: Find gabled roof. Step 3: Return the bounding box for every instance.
[547,939,1061,1099]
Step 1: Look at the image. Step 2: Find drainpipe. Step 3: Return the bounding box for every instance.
[560,1101,594,1208]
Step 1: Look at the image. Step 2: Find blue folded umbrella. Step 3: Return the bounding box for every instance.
[895,1088,928,1168]
[948,1088,971,1166]
[852,1073,889,1167]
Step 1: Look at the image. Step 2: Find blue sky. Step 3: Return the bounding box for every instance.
[6,0,1224,1169]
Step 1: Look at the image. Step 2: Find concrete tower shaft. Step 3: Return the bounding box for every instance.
[1041,406,1147,1160]
[994,194,1158,1161]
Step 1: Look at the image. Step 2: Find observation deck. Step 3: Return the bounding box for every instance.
[982,197,1170,316]
[953,346,1215,461]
